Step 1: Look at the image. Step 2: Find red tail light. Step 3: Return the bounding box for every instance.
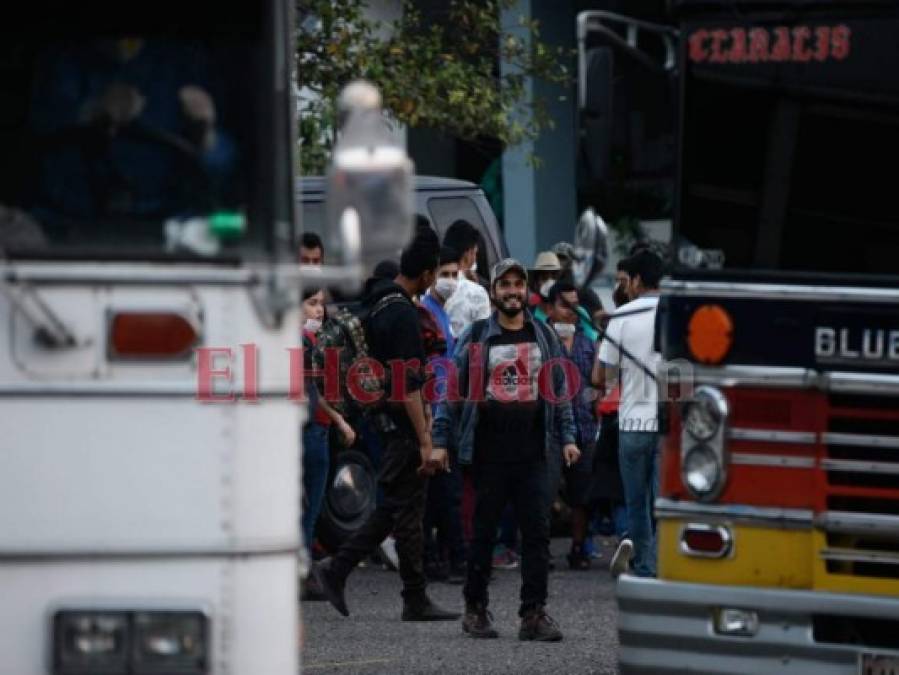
[109,312,199,359]
[680,523,732,558]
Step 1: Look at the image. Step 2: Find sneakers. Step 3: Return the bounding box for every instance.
[610,538,634,579]
[492,544,519,570]
[402,594,461,622]
[311,559,349,617]
[462,603,499,639]
[519,606,563,642]
[379,536,400,571]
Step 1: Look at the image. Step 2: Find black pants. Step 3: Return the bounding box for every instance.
[423,452,465,567]
[464,460,550,616]
[331,434,428,600]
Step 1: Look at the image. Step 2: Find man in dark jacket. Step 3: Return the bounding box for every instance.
[313,227,459,622]
[433,258,580,641]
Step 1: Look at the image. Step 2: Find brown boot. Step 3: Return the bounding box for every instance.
[462,602,499,639]
[519,606,563,642]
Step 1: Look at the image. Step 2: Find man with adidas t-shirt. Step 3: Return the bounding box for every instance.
[596,249,664,578]
[433,258,580,642]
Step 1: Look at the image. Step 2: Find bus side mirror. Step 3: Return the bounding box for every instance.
[572,207,609,288]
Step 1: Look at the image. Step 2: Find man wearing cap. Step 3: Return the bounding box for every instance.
[531,250,600,343]
[433,258,580,641]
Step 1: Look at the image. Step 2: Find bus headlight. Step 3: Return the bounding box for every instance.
[682,386,728,441]
[133,612,207,672]
[682,444,723,497]
[54,611,128,672]
[680,386,729,501]
[54,610,208,675]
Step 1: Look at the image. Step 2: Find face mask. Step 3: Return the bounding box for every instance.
[539,280,554,299]
[470,261,478,273]
[304,318,322,333]
[434,277,458,300]
[554,322,576,339]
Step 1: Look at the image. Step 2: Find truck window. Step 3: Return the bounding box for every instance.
[301,200,326,238]
[426,196,498,269]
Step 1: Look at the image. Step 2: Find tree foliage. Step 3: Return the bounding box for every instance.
[295,0,571,174]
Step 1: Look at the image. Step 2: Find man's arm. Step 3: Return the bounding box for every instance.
[432,323,473,450]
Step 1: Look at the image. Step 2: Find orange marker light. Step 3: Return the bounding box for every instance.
[687,304,733,364]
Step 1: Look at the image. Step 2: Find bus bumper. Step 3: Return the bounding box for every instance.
[617,575,899,674]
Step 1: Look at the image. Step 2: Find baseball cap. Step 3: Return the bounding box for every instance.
[491,258,528,285]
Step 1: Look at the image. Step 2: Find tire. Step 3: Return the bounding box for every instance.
[317,449,377,553]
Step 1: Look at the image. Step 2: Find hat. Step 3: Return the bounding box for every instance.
[530,251,561,272]
[491,258,528,285]
[551,242,575,262]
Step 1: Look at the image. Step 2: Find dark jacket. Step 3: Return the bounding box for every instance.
[432,309,577,465]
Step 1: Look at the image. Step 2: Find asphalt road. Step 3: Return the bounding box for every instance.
[302,538,620,675]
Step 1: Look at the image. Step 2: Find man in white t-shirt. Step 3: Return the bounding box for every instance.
[595,249,663,578]
[442,219,491,338]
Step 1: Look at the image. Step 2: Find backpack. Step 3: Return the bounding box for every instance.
[308,292,409,419]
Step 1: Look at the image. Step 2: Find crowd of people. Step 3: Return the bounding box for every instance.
[296,219,665,641]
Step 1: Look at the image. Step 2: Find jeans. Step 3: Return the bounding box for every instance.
[618,431,660,577]
[302,422,331,555]
[331,434,428,600]
[464,461,550,616]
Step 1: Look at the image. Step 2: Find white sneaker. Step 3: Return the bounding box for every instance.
[379,536,399,572]
[610,538,634,579]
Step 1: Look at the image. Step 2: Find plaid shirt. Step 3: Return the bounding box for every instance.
[561,331,598,448]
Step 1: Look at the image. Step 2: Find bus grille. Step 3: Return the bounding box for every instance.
[823,395,899,580]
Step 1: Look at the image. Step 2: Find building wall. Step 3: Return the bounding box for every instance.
[501,0,578,267]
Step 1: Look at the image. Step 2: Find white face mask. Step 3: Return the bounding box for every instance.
[434,277,458,300]
[540,280,555,299]
[553,322,576,339]
[304,318,322,333]
[470,261,478,273]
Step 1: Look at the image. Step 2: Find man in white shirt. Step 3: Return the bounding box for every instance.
[594,250,664,578]
[442,220,491,338]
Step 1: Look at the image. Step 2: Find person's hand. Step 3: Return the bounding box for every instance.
[337,419,356,447]
[417,440,435,477]
[428,447,449,474]
[563,444,581,467]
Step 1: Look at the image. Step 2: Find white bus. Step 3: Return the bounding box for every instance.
[0,3,380,673]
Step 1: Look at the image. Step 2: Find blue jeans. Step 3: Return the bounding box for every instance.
[302,422,331,555]
[618,431,659,577]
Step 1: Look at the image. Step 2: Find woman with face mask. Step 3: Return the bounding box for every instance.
[301,289,356,600]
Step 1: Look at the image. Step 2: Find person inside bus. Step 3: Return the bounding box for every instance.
[28,37,237,227]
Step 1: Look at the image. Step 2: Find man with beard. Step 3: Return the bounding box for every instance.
[433,258,580,641]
